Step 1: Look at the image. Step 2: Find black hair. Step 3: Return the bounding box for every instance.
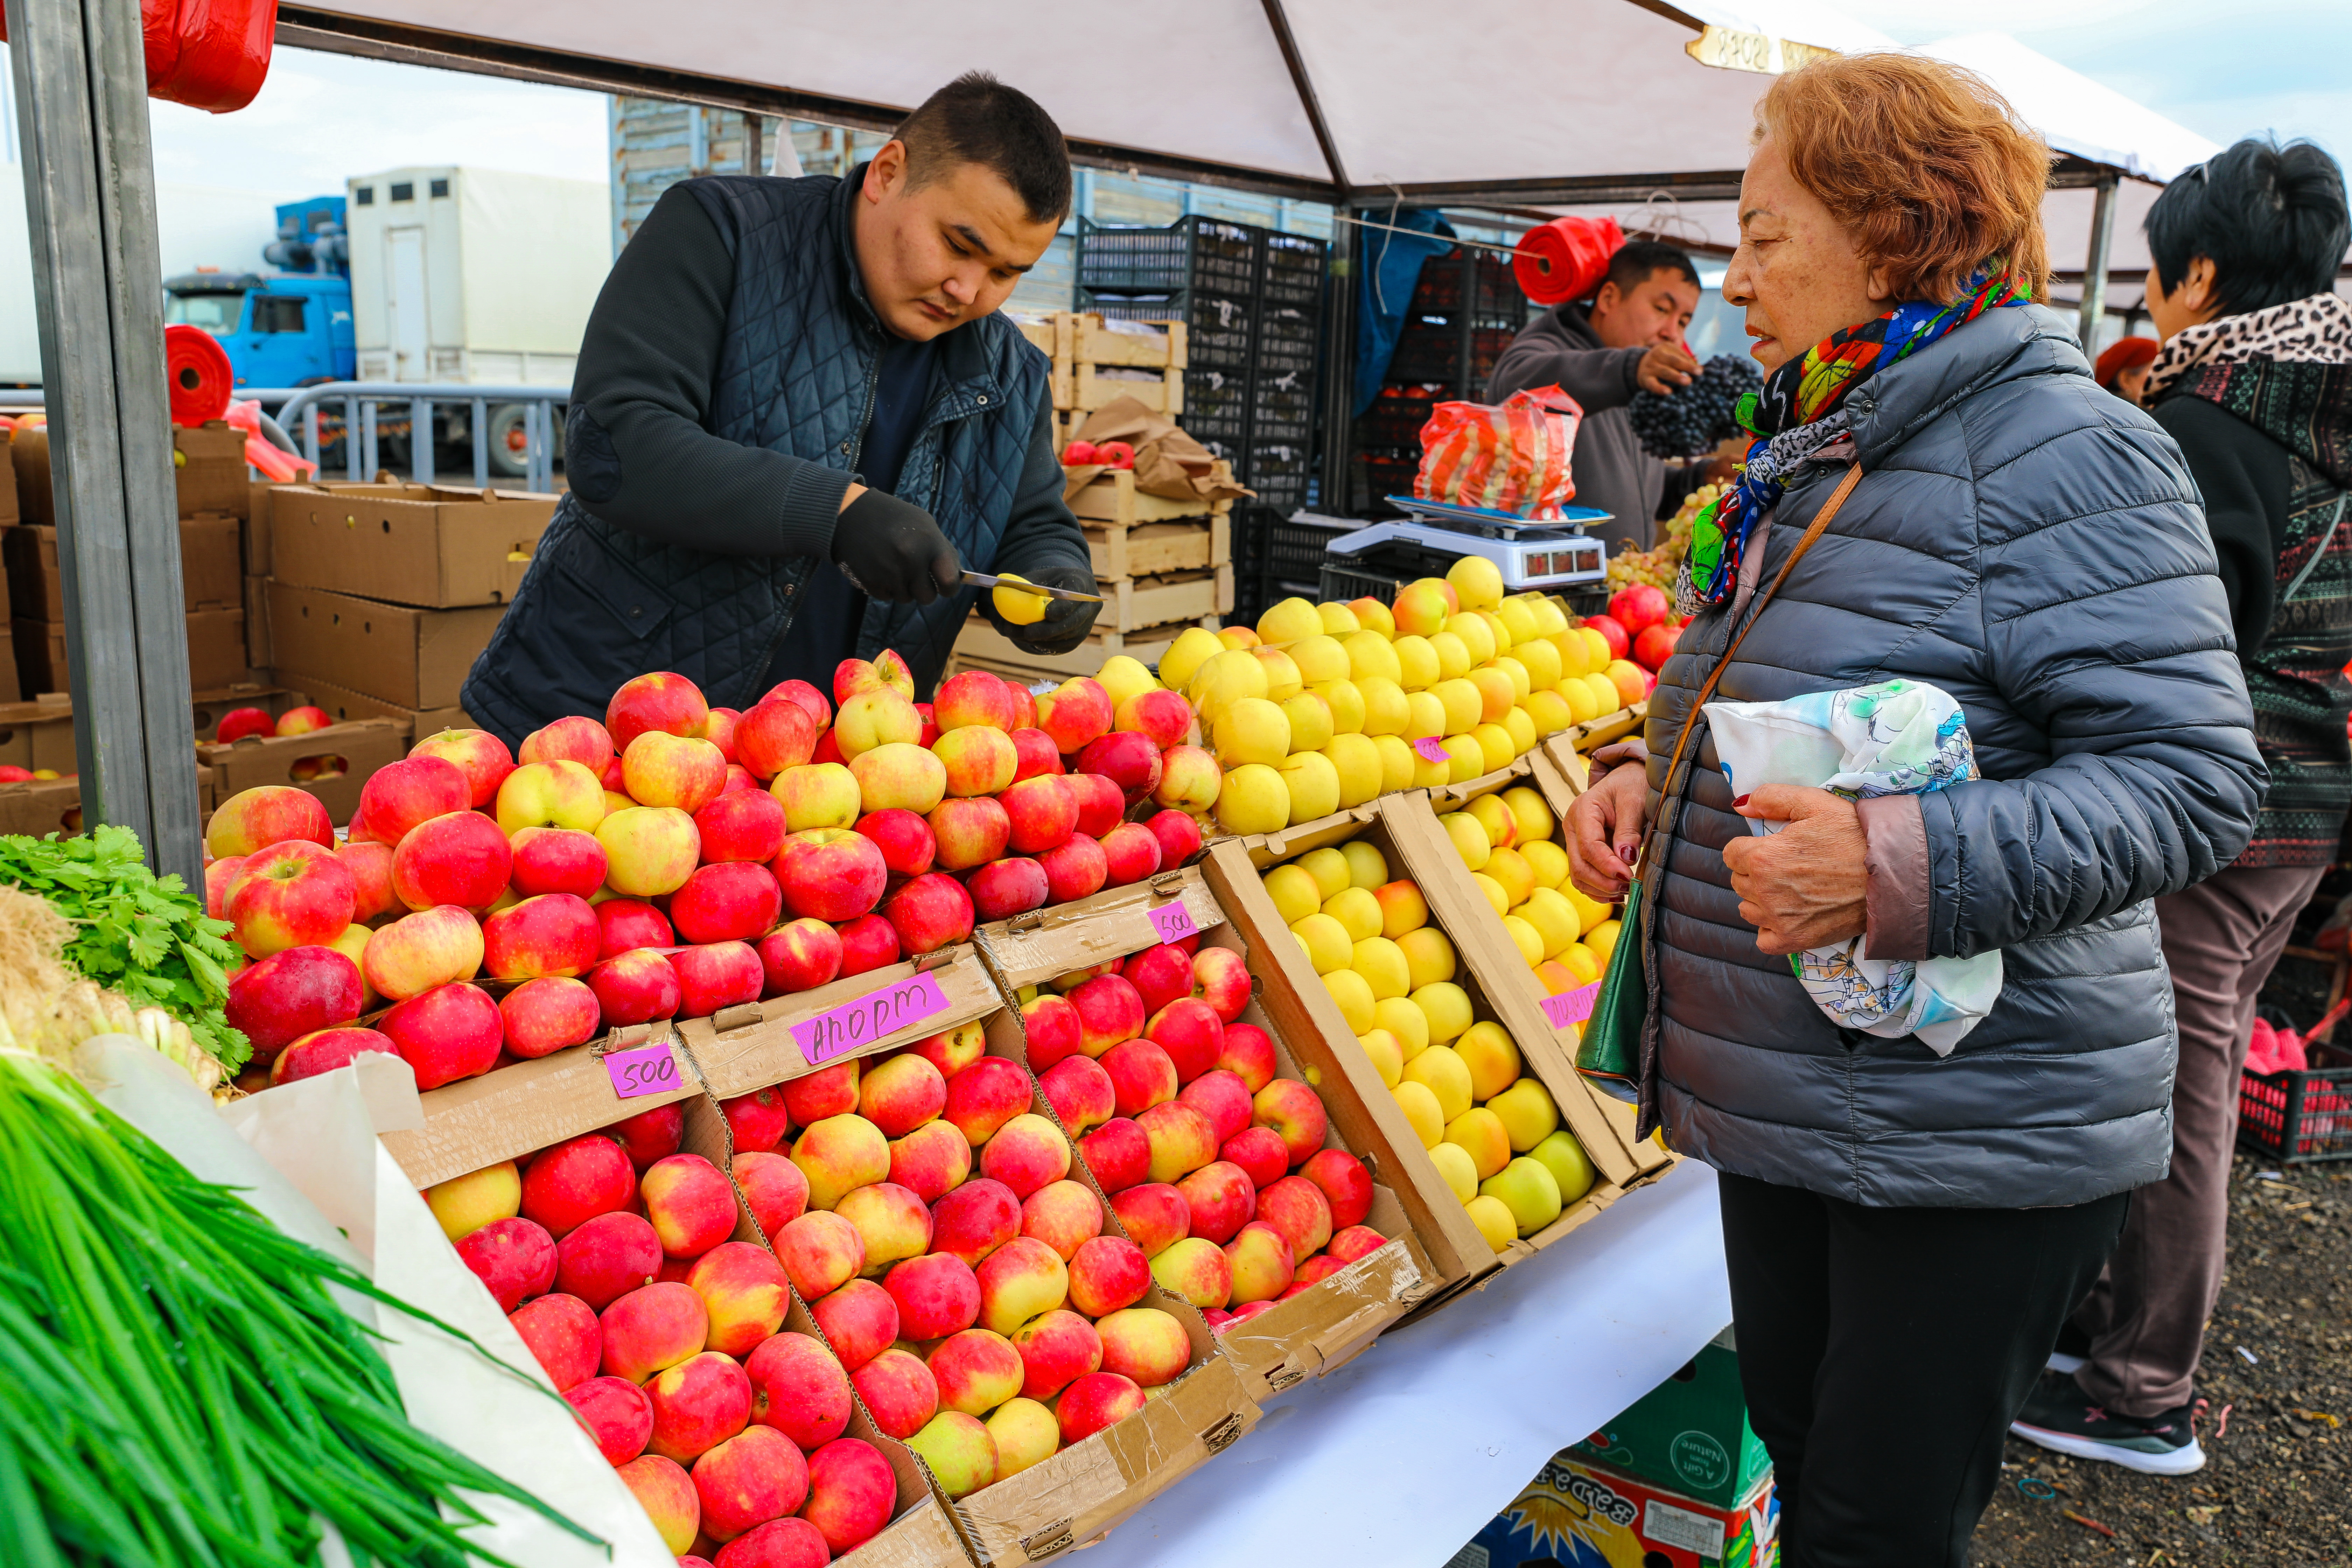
[2145,136,2349,316]
[893,71,1072,225]
[1602,239,1701,298]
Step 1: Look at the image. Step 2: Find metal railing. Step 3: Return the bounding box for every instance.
[257,383,567,492]
[0,382,570,492]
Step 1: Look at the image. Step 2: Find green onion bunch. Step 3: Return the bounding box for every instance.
[0,1049,602,1567]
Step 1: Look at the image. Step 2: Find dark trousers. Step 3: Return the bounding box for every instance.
[1718,1172,2130,1567]
[2075,860,2326,1416]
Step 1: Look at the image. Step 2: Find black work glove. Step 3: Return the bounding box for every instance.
[833,488,960,604]
[1006,564,1102,655]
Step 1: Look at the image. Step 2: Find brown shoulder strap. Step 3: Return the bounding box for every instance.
[1654,462,1865,842]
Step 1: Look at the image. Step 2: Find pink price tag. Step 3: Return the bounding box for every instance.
[1412,737,1451,764]
[1541,981,1604,1030]
[604,1041,682,1100]
[790,971,951,1067]
[1147,900,1198,946]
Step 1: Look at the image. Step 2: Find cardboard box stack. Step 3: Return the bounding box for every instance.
[261,479,556,737]
[3,421,252,701]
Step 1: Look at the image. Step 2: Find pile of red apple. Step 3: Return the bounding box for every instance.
[204,652,1222,1096]
[213,702,334,745]
[708,1011,1205,1506]
[425,1113,897,1564]
[1596,584,1685,676]
[1018,940,1388,1326]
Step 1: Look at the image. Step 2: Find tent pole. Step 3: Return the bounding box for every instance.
[2077,171,2118,352]
[6,0,201,885]
[1320,209,1359,517]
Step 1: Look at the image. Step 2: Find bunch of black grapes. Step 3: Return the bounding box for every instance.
[1628,354,1763,458]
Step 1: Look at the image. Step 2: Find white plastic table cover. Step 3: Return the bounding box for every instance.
[1094,1159,1731,1567]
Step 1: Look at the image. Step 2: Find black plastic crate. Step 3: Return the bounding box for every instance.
[1252,378,1314,444]
[1261,232,1327,306]
[1387,326,1463,383]
[1321,559,1405,605]
[1078,215,1260,298]
[1360,396,1438,451]
[2241,1038,2352,1163]
[1234,505,1352,580]
[1245,440,1312,510]
[1181,366,1250,445]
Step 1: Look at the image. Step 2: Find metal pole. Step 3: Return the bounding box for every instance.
[1319,207,1358,515]
[471,396,489,488]
[7,0,199,884]
[2078,171,2119,352]
[410,396,432,484]
[343,394,359,479]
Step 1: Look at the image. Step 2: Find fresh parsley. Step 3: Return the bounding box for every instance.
[0,825,250,1073]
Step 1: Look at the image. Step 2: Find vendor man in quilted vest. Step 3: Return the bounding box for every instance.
[463,72,1097,744]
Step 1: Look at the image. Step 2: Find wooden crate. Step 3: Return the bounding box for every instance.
[1071,467,1235,581]
[1019,310,1188,370]
[1107,566,1232,634]
[1055,360,1185,415]
[949,613,1204,678]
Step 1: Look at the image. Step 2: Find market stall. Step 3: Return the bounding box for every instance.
[0,2,2230,1563]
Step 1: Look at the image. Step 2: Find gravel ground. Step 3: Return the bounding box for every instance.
[1973,1154,2352,1567]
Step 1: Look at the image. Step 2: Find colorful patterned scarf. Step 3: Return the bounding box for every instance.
[1677,270,2033,611]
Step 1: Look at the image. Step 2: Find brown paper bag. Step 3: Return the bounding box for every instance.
[1063,395,1256,507]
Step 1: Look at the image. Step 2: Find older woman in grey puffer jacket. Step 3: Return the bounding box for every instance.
[1567,55,2263,1568]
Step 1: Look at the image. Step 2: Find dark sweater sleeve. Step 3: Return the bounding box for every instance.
[1485,310,1645,412]
[976,392,1094,637]
[565,185,850,558]
[2154,394,2291,656]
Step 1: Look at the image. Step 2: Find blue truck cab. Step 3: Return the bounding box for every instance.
[163,196,355,389]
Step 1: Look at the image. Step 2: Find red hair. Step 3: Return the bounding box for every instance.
[1756,54,2053,306]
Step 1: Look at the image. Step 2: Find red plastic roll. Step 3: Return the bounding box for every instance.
[0,0,276,113]
[164,323,233,427]
[1512,216,1626,306]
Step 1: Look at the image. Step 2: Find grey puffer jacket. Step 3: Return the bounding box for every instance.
[1636,303,2265,1209]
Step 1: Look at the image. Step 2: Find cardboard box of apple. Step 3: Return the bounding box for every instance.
[203,651,1225,1095]
[1255,832,1597,1253]
[1014,939,1391,1328]
[1171,558,1648,839]
[422,1111,915,1562]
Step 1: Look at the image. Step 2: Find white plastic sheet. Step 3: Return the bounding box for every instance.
[1092,1161,1732,1567]
[83,1042,675,1568]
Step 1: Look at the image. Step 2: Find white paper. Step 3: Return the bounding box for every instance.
[85,1041,672,1568]
[1088,1162,1731,1568]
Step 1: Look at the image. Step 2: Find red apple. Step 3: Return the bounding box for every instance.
[881,873,973,957]
[268,1025,398,1085]
[1008,727,1062,782]
[925,796,1010,872]
[968,856,1049,922]
[482,892,601,980]
[379,981,504,1091]
[226,841,357,957]
[1582,613,1629,661]
[1037,833,1108,906]
[834,914,899,977]
[520,715,617,774]
[500,975,602,1057]
[607,672,710,752]
[695,788,789,864]
[597,898,675,959]
[735,699,819,782]
[1144,808,1203,872]
[352,755,471,847]
[673,941,764,1018]
[215,706,274,744]
[225,944,363,1060]
[1075,732,1162,807]
[755,918,841,996]
[854,808,936,878]
[592,949,684,1026]
[509,825,607,899]
[764,679,831,732]
[671,862,784,946]
[774,830,887,924]
[411,728,517,809]
[1066,772,1126,840]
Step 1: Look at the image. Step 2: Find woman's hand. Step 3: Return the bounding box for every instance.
[1720,784,1869,955]
[1567,762,1650,901]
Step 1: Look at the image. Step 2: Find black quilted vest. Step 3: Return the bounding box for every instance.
[463,170,1047,744]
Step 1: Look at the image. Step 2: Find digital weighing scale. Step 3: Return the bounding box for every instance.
[1322,496,1612,593]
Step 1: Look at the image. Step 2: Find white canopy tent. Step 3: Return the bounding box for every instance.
[7,0,2212,871]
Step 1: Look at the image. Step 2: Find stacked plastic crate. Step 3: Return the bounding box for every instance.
[1074,215,1328,516]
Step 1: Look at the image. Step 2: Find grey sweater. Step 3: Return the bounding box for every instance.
[1486,303,1669,552]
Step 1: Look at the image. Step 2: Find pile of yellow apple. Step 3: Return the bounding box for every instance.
[1157,556,1643,836]
[1255,837,1595,1252]
[1436,788,1621,1007]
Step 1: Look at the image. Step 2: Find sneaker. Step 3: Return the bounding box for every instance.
[2045,1318,2092,1376]
[2009,1371,2207,1475]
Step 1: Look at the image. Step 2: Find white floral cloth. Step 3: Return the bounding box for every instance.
[1705,679,2003,1055]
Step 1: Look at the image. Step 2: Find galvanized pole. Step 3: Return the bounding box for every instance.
[2078,171,2120,353]
[7,0,201,886]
